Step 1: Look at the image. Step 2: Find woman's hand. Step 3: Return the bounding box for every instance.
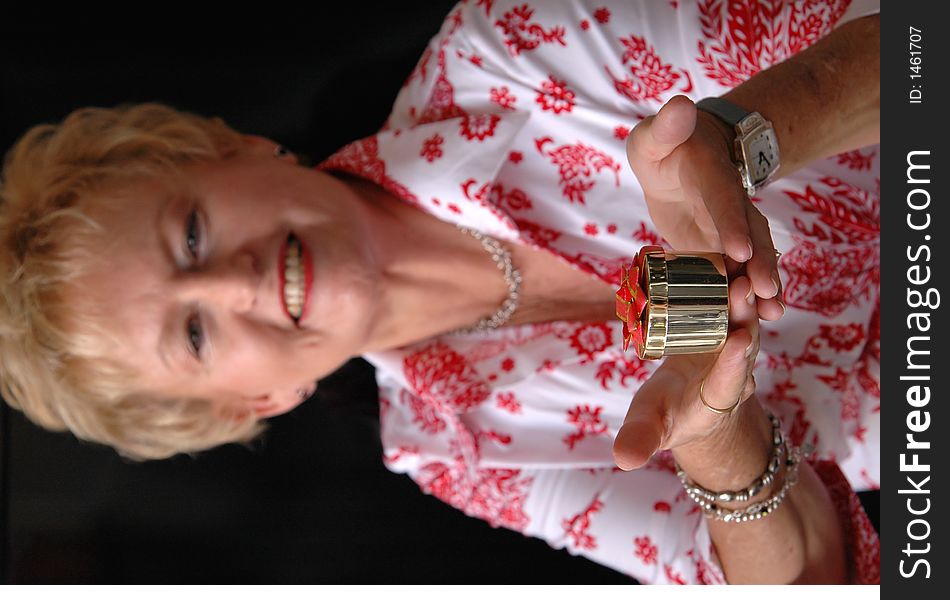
[612,275,760,471]
[625,96,784,321]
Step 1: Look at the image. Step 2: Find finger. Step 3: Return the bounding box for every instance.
[744,203,781,300]
[613,418,665,472]
[626,95,697,168]
[729,274,759,336]
[613,371,673,471]
[687,158,754,262]
[727,274,760,369]
[701,327,755,414]
[755,294,785,321]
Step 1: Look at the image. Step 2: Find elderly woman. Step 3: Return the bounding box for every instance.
[1,0,879,584]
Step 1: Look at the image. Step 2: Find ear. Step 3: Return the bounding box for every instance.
[213,389,306,422]
[240,134,298,165]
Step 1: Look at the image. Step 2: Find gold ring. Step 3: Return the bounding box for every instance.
[774,250,783,259]
[699,378,742,415]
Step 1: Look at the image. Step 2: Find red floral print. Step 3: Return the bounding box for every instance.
[821,323,867,353]
[460,114,502,141]
[687,549,727,584]
[594,7,611,24]
[837,149,876,171]
[568,323,613,362]
[490,86,518,110]
[562,495,604,550]
[535,137,621,204]
[496,391,523,414]
[813,460,881,583]
[383,445,420,468]
[404,343,491,412]
[400,389,447,435]
[632,221,663,246]
[476,429,513,447]
[420,133,444,163]
[564,404,609,450]
[418,460,534,531]
[514,218,562,248]
[664,564,687,584]
[782,177,879,317]
[419,50,468,125]
[595,350,651,390]
[536,75,577,114]
[475,0,493,18]
[634,535,659,565]
[494,3,567,56]
[318,136,419,207]
[462,179,534,212]
[697,0,852,87]
[324,1,880,581]
[608,34,693,102]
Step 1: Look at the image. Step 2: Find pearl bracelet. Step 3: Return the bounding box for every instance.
[676,412,808,523]
[675,412,785,505]
[686,443,804,522]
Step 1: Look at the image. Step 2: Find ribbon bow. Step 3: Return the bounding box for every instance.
[615,254,648,353]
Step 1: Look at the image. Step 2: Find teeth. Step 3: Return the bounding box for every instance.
[284,237,305,319]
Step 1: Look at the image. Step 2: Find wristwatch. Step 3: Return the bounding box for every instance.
[695,97,780,197]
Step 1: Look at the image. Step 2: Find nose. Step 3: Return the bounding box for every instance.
[180,252,259,313]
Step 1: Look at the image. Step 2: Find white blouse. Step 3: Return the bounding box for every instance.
[320,0,880,583]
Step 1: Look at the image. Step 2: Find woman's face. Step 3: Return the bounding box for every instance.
[71,135,381,418]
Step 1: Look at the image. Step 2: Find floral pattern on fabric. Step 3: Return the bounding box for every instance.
[322,0,880,584]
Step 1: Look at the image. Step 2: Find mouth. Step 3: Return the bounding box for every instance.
[279,232,313,324]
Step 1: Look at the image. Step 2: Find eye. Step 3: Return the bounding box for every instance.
[186,314,204,358]
[185,209,202,260]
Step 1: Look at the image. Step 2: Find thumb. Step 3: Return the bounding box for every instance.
[626,95,697,165]
[612,383,669,471]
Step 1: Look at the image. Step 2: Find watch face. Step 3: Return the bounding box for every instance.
[746,128,779,183]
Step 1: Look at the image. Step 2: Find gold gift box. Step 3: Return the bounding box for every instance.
[617,245,729,360]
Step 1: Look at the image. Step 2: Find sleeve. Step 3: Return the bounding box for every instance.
[388,450,881,584]
[839,0,880,24]
[812,460,881,584]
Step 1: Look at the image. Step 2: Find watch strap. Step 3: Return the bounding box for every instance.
[695,97,750,128]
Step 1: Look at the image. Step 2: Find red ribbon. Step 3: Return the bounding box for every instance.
[615,254,648,353]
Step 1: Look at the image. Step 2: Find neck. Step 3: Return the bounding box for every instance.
[347,177,618,352]
[348,178,512,351]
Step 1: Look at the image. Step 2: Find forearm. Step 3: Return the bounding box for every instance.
[717,14,880,177]
[673,399,847,584]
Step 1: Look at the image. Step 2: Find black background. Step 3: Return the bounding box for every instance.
[0,3,635,584]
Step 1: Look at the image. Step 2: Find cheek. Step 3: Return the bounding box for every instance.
[220,330,298,386]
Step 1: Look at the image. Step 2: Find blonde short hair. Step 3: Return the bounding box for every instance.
[0,103,268,460]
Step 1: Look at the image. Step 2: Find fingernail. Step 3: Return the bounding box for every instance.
[745,286,756,306]
[777,299,786,315]
[771,273,781,296]
[745,342,755,358]
[744,240,754,261]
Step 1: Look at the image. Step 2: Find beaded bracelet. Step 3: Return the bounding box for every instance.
[675,412,785,505]
[685,443,804,522]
